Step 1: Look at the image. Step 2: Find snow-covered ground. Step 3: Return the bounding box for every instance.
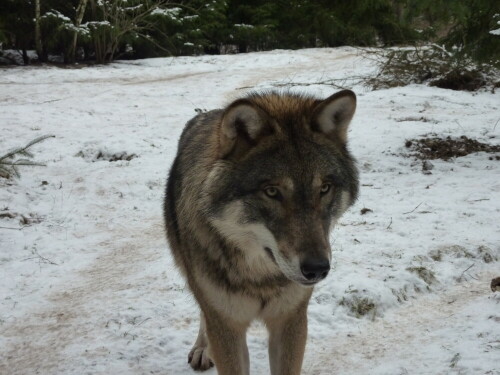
[0,48,499,375]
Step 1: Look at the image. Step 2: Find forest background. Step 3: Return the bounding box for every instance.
[1,0,499,66]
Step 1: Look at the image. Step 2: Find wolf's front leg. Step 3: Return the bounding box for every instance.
[203,306,250,375]
[265,300,309,375]
[188,312,214,371]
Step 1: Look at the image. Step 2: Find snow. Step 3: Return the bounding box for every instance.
[0,47,499,375]
[84,21,112,29]
[151,7,182,19]
[490,18,500,35]
[41,10,71,22]
[235,24,255,28]
[0,50,39,65]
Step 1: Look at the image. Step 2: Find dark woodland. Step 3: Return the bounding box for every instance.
[0,0,499,65]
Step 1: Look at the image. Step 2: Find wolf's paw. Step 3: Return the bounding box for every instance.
[188,344,214,371]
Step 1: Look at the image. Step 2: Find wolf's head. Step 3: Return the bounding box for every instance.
[204,90,358,286]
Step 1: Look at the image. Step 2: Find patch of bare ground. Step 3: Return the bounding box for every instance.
[429,69,487,91]
[404,136,500,161]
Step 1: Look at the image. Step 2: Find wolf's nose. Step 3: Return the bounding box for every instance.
[300,259,330,281]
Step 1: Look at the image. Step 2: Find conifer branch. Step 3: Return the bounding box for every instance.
[0,135,55,179]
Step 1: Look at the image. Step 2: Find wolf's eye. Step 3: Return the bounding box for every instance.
[320,183,331,195]
[264,186,280,199]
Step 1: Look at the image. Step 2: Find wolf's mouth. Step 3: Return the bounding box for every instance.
[264,247,277,264]
[298,280,319,287]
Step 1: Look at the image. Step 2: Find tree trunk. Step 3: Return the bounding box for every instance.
[89,0,105,64]
[22,47,29,65]
[35,0,44,62]
[238,42,247,54]
[70,0,89,63]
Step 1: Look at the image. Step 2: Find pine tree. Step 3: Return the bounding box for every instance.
[0,0,35,64]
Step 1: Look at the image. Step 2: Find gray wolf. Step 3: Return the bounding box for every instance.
[164,90,359,375]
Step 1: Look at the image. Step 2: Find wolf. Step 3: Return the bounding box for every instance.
[164,89,359,375]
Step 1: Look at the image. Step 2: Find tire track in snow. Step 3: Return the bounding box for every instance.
[305,271,499,375]
[0,221,166,375]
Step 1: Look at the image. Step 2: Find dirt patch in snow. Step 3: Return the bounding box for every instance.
[491,277,500,292]
[429,69,487,92]
[75,150,138,162]
[405,136,500,161]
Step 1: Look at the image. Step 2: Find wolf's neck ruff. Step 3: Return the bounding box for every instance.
[164,90,359,374]
[190,228,291,298]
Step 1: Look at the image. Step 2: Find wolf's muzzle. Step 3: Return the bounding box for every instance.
[300,258,330,282]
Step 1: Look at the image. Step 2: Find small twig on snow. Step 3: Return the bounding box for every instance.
[386,217,392,230]
[403,202,423,214]
[493,117,500,131]
[22,249,58,265]
[0,225,30,230]
[458,263,475,282]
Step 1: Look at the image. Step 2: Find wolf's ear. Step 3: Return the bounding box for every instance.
[311,90,356,144]
[218,100,272,158]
